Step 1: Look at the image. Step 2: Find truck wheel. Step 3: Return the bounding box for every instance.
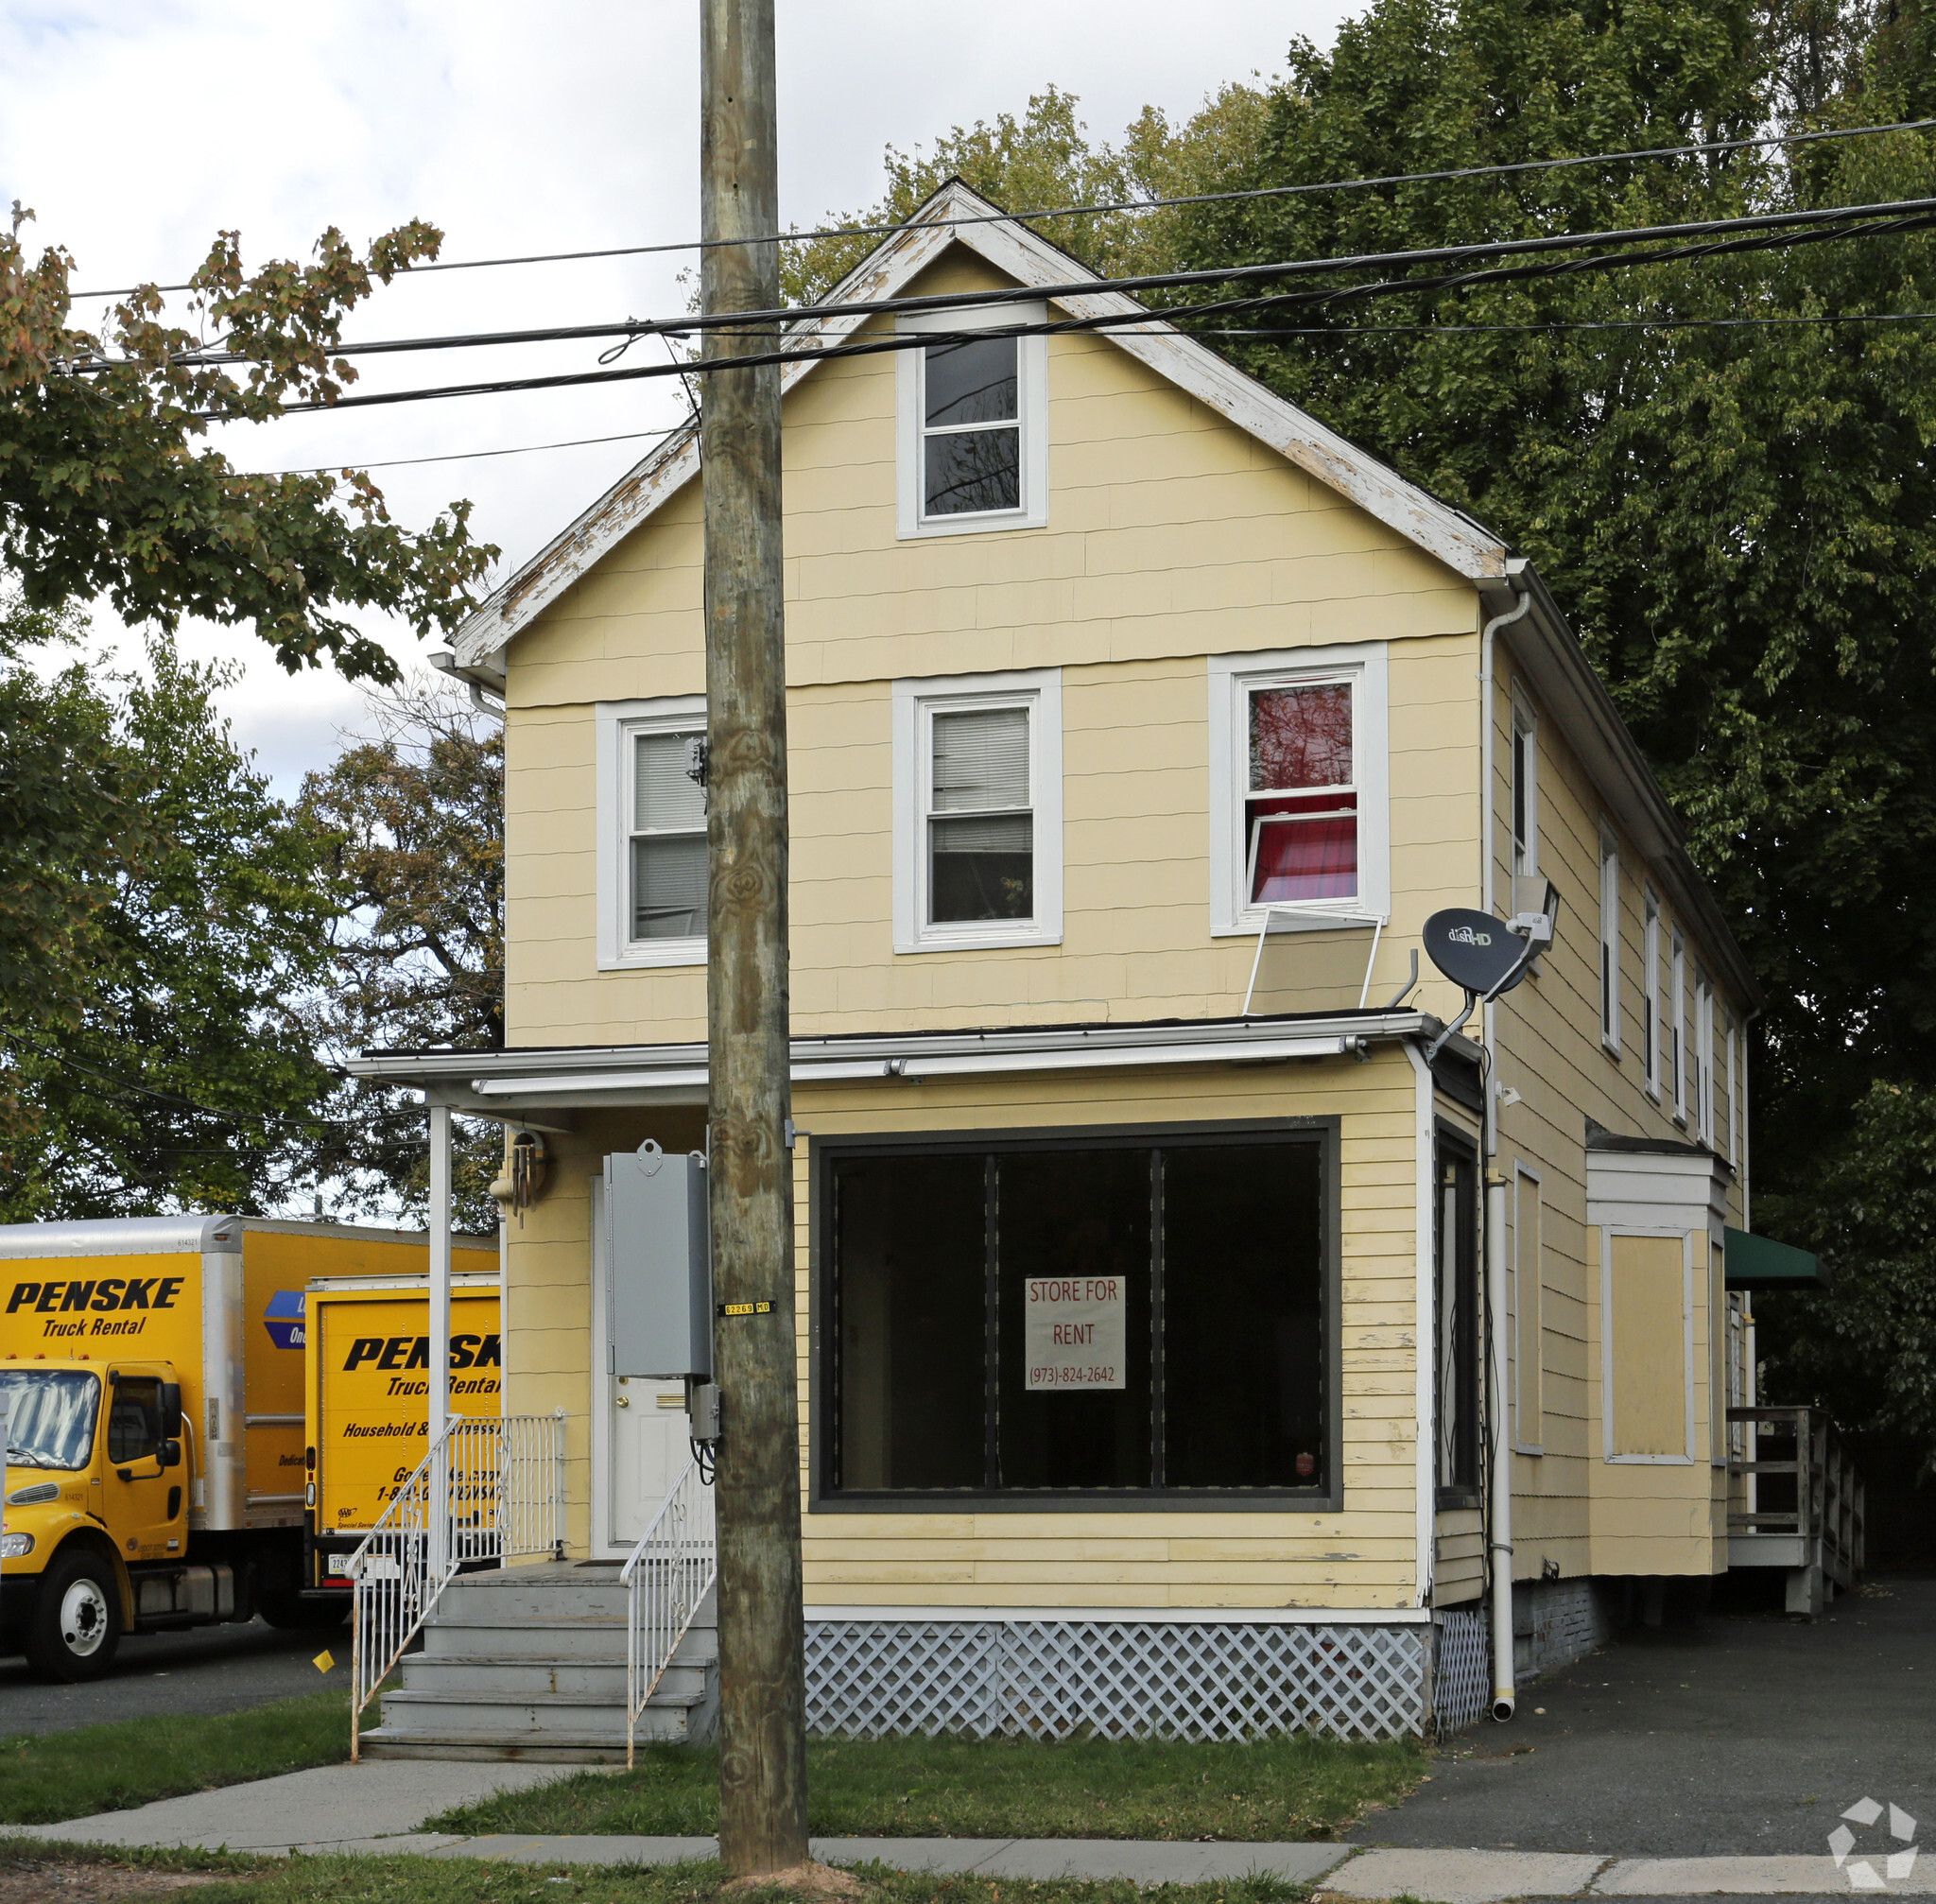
[258,1591,350,1632]
[24,1549,121,1682]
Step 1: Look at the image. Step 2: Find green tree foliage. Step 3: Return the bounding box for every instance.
[295,684,505,1231]
[781,83,1271,303]
[1,205,493,680]
[0,601,339,1219]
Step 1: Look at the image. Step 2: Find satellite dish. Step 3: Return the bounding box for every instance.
[1423,909,1534,998]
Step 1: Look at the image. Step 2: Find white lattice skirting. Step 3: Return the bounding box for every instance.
[1430,1608,1492,1735]
[804,1620,1432,1741]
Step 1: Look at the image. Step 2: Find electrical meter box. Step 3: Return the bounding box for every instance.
[605,1144,713,1379]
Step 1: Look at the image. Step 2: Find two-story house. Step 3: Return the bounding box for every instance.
[354,181,1796,1746]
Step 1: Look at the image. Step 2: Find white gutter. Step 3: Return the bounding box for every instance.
[1479,577,1531,1724]
[472,1032,1366,1098]
[1404,1041,1437,1615]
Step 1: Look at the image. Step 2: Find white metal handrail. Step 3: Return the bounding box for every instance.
[622,1451,717,1767]
[347,1411,566,1760]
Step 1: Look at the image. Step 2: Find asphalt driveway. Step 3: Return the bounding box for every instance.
[1363,1573,1936,1856]
[0,1618,343,1736]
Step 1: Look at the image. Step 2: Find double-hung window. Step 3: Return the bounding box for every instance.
[1210,644,1390,933]
[892,670,1062,952]
[1670,930,1687,1121]
[1510,692,1539,908]
[596,696,708,968]
[1643,888,1662,1098]
[1599,826,1621,1052]
[896,305,1047,537]
[1695,974,1716,1145]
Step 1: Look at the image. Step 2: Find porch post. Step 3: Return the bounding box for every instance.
[428,1102,452,1577]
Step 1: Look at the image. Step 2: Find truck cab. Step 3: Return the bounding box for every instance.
[0,1358,203,1679]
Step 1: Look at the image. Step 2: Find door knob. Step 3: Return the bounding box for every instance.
[615,1396,630,1409]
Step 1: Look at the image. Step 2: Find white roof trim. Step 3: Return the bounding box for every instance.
[455,181,1507,666]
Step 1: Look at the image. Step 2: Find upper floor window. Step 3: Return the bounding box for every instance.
[1510,692,1539,891]
[1695,973,1716,1145]
[896,305,1047,538]
[1209,643,1390,935]
[1599,826,1621,1053]
[1670,929,1687,1122]
[892,669,1063,953]
[1643,887,1662,1099]
[596,695,707,970]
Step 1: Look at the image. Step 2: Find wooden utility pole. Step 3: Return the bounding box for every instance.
[700,0,809,1879]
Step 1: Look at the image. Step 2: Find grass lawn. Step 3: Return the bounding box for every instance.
[0,1690,350,1826]
[429,1733,1427,1843]
[0,1837,1317,1903]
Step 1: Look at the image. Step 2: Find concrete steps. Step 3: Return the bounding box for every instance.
[358,1563,717,1763]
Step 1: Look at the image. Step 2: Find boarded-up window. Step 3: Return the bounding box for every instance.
[1606,1232,1690,1459]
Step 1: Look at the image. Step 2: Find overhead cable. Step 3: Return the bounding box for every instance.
[64,113,1936,300]
[133,188,1936,377]
[231,201,1936,417]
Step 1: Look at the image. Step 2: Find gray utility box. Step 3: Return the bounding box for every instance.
[605,1145,713,1379]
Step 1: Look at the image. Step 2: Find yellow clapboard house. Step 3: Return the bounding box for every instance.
[355,182,1822,1740]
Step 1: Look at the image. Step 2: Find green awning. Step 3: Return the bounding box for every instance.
[1724,1225,1826,1290]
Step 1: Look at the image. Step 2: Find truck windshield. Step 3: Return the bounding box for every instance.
[1,1370,100,1471]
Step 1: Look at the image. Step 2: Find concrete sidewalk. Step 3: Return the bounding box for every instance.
[20,1762,1928,1896]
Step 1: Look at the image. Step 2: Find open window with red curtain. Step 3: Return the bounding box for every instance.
[1244,679,1357,906]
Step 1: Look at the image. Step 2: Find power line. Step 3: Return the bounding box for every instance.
[134,188,1936,377]
[228,309,1936,476]
[64,113,1936,301]
[235,203,1936,417]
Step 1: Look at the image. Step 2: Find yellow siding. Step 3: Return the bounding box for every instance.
[503,1055,1428,1610]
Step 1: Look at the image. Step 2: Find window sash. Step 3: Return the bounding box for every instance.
[1643,891,1661,1096]
[919,338,1024,520]
[1240,677,1360,909]
[1510,708,1537,877]
[1599,832,1621,1048]
[922,699,1036,928]
[627,724,706,947]
[1670,935,1687,1118]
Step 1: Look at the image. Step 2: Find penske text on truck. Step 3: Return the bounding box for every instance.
[303,1274,500,1586]
[0,1217,494,1680]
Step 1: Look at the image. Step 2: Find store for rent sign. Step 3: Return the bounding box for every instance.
[1024,1276,1126,1391]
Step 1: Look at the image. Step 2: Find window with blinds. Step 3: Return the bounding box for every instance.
[927,703,1033,923]
[630,728,706,943]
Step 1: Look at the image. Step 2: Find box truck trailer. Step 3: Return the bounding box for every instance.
[302,1273,501,1587]
[0,1217,496,1680]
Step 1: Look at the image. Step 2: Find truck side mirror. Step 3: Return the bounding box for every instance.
[159,1381,182,1431]
[161,1438,182,1469]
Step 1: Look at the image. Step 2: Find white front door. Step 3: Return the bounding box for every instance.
[591,1176,692,1553]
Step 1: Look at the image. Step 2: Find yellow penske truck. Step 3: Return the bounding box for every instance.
[302,1273,500,1588]
[0,1217,496,1680]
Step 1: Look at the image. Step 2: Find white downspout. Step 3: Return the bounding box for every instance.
[1404,1041,1437,1615]
[1480,575,1531,1723]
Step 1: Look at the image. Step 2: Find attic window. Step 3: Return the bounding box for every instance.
[896,303,1048,538]
[922,337,1020,516]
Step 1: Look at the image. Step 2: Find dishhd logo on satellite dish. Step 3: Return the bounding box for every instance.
[1830,1797,1916,1889]
[264,1290,306,1351]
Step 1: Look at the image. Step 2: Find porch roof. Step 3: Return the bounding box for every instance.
[347,1008,1471,1127]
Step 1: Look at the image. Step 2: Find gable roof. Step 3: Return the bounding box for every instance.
[451,178,1512,669]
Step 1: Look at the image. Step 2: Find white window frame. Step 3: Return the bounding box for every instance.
[1512,1163,1545,1456]
[596,694,708,971]
[1208,642,1391,937]
[895,303,1049,540]
[1643,887,1662,1099]
[1695,974,1716,1146]
[1510,689,1539,887]
[891,667,1063,953]
[1599,825,1621,1054]
[1726,1014,1739,1163]
[1670,929,1687,1123]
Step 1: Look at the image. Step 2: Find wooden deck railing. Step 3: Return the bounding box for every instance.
[1726,1405,1864,1607]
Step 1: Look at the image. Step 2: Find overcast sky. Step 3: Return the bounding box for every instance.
[2,1,1355,792]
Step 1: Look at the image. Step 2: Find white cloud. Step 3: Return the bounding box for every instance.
[1,0,1352,793]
